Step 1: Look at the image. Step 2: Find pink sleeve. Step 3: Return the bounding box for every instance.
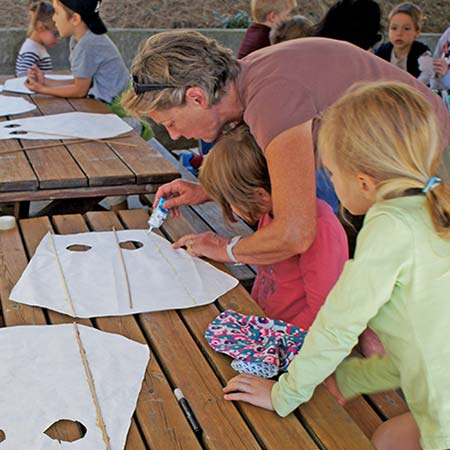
[296,203,349,329]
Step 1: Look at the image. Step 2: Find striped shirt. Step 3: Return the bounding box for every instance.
[16,38,52,76]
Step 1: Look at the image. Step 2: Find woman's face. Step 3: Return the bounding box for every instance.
[389,13,419,53]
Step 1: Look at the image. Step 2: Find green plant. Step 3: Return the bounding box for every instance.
[216,10,252,29]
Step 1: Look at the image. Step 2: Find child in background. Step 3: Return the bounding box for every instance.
[375,3,430,78]
[224,81,450,450]
[237,0,297,58]
[16,1,58,76]
[198,124,348,330]
[25,0,128,103]
[431,27,450,91]
[269,15,313,45]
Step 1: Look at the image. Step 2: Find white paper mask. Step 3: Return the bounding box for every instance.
[0,112,132,140]
[10,230,238,318]
[0,94,36,117]
[0,323,149,449]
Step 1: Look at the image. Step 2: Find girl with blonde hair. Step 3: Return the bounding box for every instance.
[224,81,450,450]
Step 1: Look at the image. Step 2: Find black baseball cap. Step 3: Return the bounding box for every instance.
[59,0,107,34]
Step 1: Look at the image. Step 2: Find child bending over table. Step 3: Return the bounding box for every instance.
[223,81,450,450]
[196,124,348,330]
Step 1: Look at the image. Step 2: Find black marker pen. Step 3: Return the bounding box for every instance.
[174,388,202,436]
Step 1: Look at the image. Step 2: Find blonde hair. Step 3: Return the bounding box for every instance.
[122,30,240,117]
[270,15,313,44]
[389,2,423,31]
[199,124,271,224]
[318,81,450,239]
[251,0,297,23]
[27,1,56,36]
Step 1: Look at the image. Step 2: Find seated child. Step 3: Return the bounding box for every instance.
[270,15,313,45]
[199,124,348,330]
[16,1,58,76]
[375,2,430,78]
[25,0,128,104]
[223,81,450,450]
[237,0,297,58]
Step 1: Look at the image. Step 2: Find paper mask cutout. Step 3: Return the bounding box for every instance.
[3,74,74,95]
[10,230,238,318]
[0,323,149,449]
[0,94,37,117]
[0,112,132,140]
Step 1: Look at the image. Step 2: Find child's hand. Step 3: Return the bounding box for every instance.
[24,77,43,93]
[433,57,449,77]
[223,374,275,410]
[27,65,45,85]
[323,374,346,405]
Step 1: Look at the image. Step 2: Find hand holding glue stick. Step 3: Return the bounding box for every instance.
[147,197,169,233]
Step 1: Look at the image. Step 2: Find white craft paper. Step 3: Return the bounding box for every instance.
[3,74,74,95]
[11,230,238,317]
[0,323,149,450]
[0,94,36,117]
[0,112,132,140]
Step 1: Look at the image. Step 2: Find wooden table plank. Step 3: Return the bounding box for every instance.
[17,215,157,450]
[69,98,181,185]
[50,212,203,450]
[85,210,261,450]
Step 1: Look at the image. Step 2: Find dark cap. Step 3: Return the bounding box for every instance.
[59,0,107,34]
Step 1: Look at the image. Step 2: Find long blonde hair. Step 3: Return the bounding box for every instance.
[199,124,271,225]
[318,81,450,238]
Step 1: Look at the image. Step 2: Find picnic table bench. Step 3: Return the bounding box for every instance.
[0,208,408,449]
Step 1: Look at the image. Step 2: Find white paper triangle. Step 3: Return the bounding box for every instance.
[0,94,36,117]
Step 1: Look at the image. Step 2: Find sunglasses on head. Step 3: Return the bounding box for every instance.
[131,75,177,95]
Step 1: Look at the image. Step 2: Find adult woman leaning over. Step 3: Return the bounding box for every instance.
[122,30,450,266]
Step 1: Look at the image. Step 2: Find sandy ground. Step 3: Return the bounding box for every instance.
[3,1,448,33]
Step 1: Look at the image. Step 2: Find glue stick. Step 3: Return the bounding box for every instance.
[148,197,168,233]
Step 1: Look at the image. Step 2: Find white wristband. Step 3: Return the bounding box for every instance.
[226,235,241,264]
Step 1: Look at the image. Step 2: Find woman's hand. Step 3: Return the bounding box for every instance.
[223,374,275,410]
[433,57,449,77]
[173,231,230,261]
[153,179,210,218]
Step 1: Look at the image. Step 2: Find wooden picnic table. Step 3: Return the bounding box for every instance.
[0,208,411,449]
[0,75,180,217]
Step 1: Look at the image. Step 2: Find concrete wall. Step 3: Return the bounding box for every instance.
[0,28,441,75]
[0,28,246,75]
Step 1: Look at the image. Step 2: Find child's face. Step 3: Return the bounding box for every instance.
[52,0,75,38]
[39,26,59,47]
[389,13,419,52]
[321,153,374,215]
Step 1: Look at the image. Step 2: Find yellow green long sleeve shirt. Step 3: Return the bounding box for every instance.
[271,196,450,450]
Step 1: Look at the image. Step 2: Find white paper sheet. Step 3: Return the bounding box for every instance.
[10,230,238,318]
[3,74,74,95]
[0,323,149,450]
[0,112,132,140]
[0,94,37,117]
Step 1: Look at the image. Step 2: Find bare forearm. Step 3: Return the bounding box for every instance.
[38,84,89,98]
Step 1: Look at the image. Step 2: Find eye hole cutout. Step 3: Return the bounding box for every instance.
[4,124,21,128]
[0,429,5,442]
[119,240,143,250]
[44,420,87,442]
[9,130,28,135]
[66,244,92,252]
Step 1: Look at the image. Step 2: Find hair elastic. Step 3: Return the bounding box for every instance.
[422,176,441,193]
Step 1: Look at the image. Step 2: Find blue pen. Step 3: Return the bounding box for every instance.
[174,388,202,436]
